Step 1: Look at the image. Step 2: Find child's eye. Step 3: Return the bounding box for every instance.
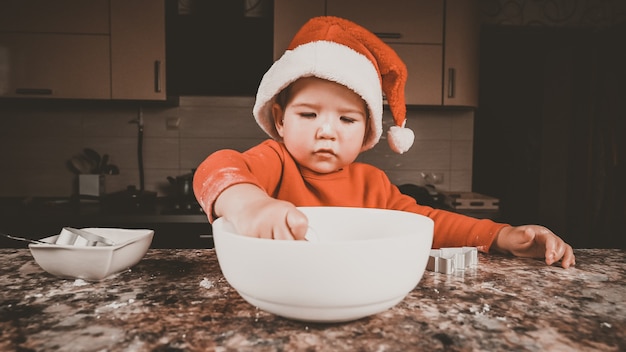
[299,112,317,119]
[340,116,357,123]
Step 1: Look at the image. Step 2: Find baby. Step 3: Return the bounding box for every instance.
[193,16,575,268]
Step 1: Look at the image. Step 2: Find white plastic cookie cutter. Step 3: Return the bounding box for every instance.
[427,246,478,274]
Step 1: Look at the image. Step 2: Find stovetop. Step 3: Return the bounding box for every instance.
[161,197,204,215]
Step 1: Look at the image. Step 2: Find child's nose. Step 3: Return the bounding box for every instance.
[316,122,336,139]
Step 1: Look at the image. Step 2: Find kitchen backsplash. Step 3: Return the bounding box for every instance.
[0,97,474,197]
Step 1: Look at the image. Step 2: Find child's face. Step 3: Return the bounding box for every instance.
[273,77,368,174]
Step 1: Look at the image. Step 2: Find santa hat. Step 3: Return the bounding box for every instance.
[253,16,414,154]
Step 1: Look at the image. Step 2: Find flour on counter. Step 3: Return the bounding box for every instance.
[469,303,491,315]
[98,298,135,311]
[25,293,43,299]
[199,278,213,289]
[73,279,89,286]
[104,301,128,309]
[480,282,518,296]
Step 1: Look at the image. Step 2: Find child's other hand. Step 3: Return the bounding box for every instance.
[493,225,576,268]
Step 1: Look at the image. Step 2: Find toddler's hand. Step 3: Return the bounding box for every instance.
[493,225,575,268]
[229,199,309,241]
[214,183,309,240]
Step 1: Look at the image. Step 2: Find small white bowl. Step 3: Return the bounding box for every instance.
[212,207,434,323]
[29,228,154,281]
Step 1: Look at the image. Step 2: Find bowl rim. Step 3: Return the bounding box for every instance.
[213,206,434,245]
[28,228,154,251]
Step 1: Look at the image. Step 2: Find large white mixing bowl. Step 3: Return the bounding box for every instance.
[212,206,434,323]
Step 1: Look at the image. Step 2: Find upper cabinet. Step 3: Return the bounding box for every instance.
[0,0,166,101]
[443,0,480,107]
[0,0,110,34]
[273,0,479,107]
[273,0,326,60]
[110,0,166,100]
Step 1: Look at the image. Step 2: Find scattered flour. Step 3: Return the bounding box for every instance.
[469,304,491,315]
[104,301,128,309]
[199,278,213,289]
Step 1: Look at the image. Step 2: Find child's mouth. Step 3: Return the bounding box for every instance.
[313,149,336,158]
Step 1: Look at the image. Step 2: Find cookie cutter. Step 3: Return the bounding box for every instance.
[426,246,478,274]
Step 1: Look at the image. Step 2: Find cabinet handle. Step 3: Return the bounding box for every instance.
[374,32,402,39]
[154,60,162,93]
[447,68,456,98]
[15,88,53,95]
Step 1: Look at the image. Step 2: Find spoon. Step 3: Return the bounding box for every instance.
[1,232,50,245]
[1,228,115,247]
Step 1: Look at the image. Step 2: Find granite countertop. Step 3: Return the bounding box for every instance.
[1,249,624,351]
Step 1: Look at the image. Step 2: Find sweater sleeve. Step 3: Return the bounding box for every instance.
[192,140,285,223]
[383,175,509,253]
[425,208,509,252]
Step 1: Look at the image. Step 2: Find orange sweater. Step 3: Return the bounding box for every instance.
[193,140,508,252]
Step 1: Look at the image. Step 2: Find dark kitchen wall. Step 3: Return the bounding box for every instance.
[474,1,626,248]
[479,0,626,27]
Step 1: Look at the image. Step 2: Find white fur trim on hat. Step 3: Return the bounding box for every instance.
[253,40,383,152]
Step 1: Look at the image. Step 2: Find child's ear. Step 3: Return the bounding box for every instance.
[272,103,285,138]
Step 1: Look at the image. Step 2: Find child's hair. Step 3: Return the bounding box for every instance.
[274,83,293,110]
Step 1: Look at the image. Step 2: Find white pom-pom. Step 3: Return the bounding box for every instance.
[387,126,414,154]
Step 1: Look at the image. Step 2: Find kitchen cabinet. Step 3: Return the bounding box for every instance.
[273,0,479,107]
[0,0,111,99]
[0,0,167,101]
[273,0,326,60]
[0,33,112,99]
[110,0,166,100]
[443,0,480,106]
[0,0,110,34]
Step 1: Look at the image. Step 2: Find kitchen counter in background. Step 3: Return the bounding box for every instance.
[1,249,623,351]
[0,187,498,250]
[0,197,212,249]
